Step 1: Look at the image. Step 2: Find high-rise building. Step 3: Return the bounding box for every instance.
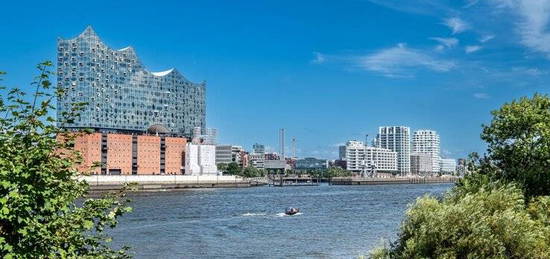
[338,145,347,160]
[376,126,411,175]
[57,26,205,137]
[440,158,457,174]
[412,130,440,172]
[410,153,433,175]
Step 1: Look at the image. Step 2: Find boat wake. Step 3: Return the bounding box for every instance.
[241,212,267,217]
[276,212,303,217]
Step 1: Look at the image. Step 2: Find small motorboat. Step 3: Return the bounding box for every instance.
[285,207,300,215]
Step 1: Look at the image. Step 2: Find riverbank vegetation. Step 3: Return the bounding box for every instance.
[0,63,131,258]
[371,94,550,258]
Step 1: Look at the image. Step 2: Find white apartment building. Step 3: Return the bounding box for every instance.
[376,126,411,175]
[344,141,397,173]
[410,153,433,175]
[440,158,457,174]
[412,130,441,172]
[365,146,398,172]
[345,141,365,172]
[186,143,218,175]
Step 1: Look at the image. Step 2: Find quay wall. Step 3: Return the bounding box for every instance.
[80,175,265,193]
[330,176,459,185]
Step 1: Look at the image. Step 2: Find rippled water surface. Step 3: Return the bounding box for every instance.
[110,184,452,258]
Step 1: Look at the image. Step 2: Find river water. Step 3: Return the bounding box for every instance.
[110,183,452,258]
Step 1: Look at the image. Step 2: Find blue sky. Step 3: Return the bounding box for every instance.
[1,0,549,159]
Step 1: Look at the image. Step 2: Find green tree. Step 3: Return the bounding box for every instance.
[326,167,352,178]
[0,62,131,258]
[481,94,550,198]
[224,162,241,175]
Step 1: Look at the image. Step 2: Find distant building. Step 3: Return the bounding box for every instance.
[249,143,266,169]
[440,158,457,174]
[215,145,233,164]
[412,130,440,172]
[253,143,265,154]
[265,152,281,161]
[264,160,289,170]
[345,141,365,172]
[410,153,433,175]
[295,157,328,170]
[365,146,398,172]
[338,145,347,160]
[332,159,347,169]
[344,140,397,174]
[185,143,217,175]
[376,126,411,175]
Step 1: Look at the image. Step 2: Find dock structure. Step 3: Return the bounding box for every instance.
[330,176,459,185]
[267,175,320,187]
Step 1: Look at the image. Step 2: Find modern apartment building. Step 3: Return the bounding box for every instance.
[412,130,440,172]
[344,141,397,173]
[376,126,411,175]
[410,153,433,175]
[57,26,205,137]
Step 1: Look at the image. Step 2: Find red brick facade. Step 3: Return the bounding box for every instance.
[68,133,187,175]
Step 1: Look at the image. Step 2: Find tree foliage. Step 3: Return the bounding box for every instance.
[371,183,550,259]
[0,62,131,258]
[481,94,550,198]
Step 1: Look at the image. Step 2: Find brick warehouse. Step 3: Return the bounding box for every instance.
[70,132,187,175]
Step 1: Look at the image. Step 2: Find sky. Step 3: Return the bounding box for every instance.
[1,0,550,159]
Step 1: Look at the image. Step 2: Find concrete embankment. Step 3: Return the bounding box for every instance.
[81,175,267,193]
[330,176,459,185]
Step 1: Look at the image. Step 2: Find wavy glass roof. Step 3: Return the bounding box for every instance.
[56,26,206,136]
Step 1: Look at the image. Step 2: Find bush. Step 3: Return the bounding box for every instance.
[372,184,550,259]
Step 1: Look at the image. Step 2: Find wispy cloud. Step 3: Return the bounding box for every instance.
[430,37,459,49]
[465,45,482,53]
[443,17,470,34]
[489,0,550,57]
[311,52,326,64]
[473,92,490,99]
[357,43,455,77]
[479,34,495,43]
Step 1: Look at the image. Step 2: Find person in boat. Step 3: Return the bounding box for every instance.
[285,207,299,215]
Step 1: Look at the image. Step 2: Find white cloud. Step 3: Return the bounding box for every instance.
[465,45,482,53]
[473,92,490,99]
[443,17,470,34]
[479,34,495,43]
[311,52,326,64]
[357,43,455,77]
[489,0,550,57]
[430,37,459,49]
